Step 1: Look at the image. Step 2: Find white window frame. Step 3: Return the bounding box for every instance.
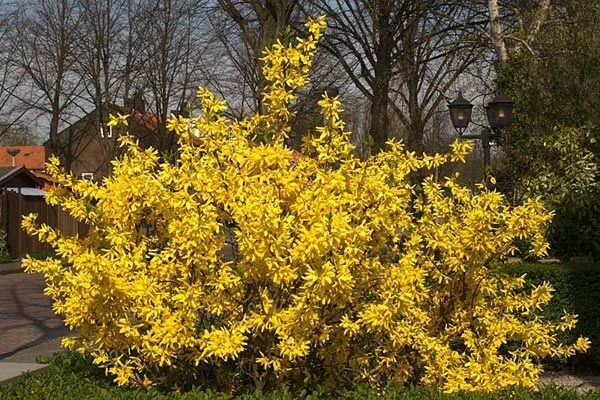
[99,124,113,138]
[81,172,94,180]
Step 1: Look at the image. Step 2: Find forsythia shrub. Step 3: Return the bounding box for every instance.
[23,17,589,393]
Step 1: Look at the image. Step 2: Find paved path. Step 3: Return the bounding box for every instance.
[0,272,67,361]
[0,261,23,275]
[540,372,600,394]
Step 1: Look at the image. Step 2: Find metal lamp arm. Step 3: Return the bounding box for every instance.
[469,120,489,129]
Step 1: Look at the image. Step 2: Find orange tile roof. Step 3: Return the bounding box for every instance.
[0,146,46,170]
[116,106,159,132]
[32,171,56,191]
[131,110,159,131]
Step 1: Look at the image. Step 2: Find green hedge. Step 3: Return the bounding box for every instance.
[506,262,600,366]
[0,353,599,400]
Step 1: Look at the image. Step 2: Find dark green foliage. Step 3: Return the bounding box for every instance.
[1,352,600,399]
[497,0,600,170]
[493,0,600,258]
[506,262,600,366]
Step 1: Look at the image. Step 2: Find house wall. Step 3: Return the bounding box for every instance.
[69,125,119,181]
[46,108,131,182]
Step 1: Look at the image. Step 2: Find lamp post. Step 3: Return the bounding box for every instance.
[447,92,513,186]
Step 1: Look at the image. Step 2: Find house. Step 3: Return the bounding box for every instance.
[31,171,57,191]
[0,166,44,192]
[45,98,164,182]
[0,146,55,190]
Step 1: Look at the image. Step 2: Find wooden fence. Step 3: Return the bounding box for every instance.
[0,190,87,258]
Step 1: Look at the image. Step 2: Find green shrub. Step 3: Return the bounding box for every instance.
[0,228,9,259]
[516,127,600,259]
[1,353,600,400]
[506,262,600,366]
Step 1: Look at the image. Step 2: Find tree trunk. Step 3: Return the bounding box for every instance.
[369,81,390,154]
[256,0,290,113]
[488,0,508,64]
[407,77,425,185]
[368,1,393,154]
[406,99,425,155]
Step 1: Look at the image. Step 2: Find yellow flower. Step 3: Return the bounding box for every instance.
[107,112,129,127]
[22,16,587,392]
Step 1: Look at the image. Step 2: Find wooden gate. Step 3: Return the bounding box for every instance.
[0,189,86,259]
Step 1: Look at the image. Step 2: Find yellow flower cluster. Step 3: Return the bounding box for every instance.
[23,18,589,392]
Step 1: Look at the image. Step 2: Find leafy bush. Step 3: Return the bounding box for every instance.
[507,263,600,367]
[22,18,588,393]
[1,352,599,400]
[0,228,9,260]
[519,128,600,259]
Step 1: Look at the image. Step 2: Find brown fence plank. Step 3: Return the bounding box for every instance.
[0,190,86,259]
[6,191,22,258]
[20,195,55,256]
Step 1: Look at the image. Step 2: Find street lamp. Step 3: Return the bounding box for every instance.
[447,91,473,134]
[447,92,513,186]
[485,93,513,129]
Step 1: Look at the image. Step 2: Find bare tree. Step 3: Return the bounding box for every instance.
[120,0,145,104]
[307,0,414,153]
[75,0,124,114]
[212,0,302,114]
[73,0,147,111]
[309,0,484,154]
[391,2,484,154]
[11,0,87,169]
[0,2,29,140]
[72,0,132,175]
[135,0,209,155]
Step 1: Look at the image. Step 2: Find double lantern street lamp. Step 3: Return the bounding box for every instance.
[447,92,513,185]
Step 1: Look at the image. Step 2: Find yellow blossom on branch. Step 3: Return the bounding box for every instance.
[107,112,129,127]
[22,17,587,393]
